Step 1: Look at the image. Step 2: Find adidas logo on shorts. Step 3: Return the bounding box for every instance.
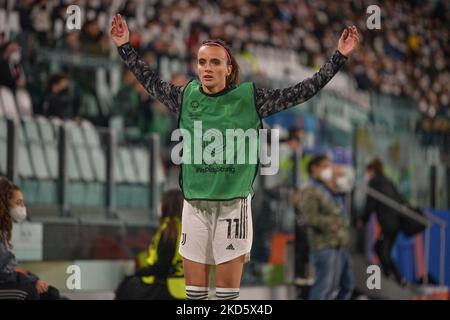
[226,244,235,250]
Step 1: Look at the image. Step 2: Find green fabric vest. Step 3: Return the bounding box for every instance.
[179,80,261,200]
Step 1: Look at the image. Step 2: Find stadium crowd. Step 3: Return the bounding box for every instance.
[0,0,448,142]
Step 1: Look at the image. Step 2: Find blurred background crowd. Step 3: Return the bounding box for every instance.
[1,0,449,150]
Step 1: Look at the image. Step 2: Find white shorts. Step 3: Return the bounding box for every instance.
[179,194,253,265]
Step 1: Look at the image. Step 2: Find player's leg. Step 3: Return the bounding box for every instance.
[215,255,245,300]
[213,195,253,300]
[179,199,215,299]
[183,258,211,300]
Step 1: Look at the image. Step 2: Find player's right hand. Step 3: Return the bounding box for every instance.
[110,14,130,47]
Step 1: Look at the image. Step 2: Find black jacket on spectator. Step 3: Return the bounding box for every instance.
[362,173,403,235]
[0,58,18,91]
[42,89,77,119]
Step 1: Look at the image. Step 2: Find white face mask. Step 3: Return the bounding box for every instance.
[10,50,21,64]
[10,207,27,223]
[336,176,352,193]
[319,167,333,182]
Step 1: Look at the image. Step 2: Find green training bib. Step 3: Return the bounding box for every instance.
[179,80,261,200]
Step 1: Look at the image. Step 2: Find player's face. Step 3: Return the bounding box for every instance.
[197,45,231,94]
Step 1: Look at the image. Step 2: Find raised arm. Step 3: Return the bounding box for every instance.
[256,26,359,118]
[110,14,183,115]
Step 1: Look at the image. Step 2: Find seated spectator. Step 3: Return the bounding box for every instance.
[0,177,61,300]
[113,69,140,127]
[30,0,52,46]
[41,73,78,119]
[0,41,26,92]
[115,189,185,300]
[80,19,108,56]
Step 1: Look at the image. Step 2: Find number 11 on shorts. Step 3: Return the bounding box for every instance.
[224,218,247,239]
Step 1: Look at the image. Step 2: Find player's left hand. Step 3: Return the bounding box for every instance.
[338,26,359,57]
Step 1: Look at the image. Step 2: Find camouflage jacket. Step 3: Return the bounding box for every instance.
[300,182,349,251]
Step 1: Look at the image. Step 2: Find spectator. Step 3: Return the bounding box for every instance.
[113,69,140,127]
[331,164,354,300]
[30,0,52,46]
[293,186,310,299]
[69,19,109,124]
[80,19,108,56]
[41,73,78,119]
[0,177,61,300]
[61,31,81,53]
[15,0,34,34]
[299,154,348,300]
[359,158,406,286]
[8,1,450,115]
[115,189,185,300]
[0,41,26,91]
[277,127,303,187]
[3,0,448,153]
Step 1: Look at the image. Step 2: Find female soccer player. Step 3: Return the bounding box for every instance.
[110,14,359,300]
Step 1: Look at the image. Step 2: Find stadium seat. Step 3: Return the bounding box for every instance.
[22,117,58,204]
[36,116,59,180]
[66,120,95,182]
[79,93,101,122]
[81,120,107,206]
[66,135,81,181]
[131,147,151,208]
[17,123,37,203]
[132,148,149,184]
[17,123,35,179]
[0,86,20,121]
[22,118,50,180]
[116,146,135,208]
[81,120,106,182]
[62,121,85,206]
[115,146,145,208]
[96,69,113,117]
[15,89,34,117]
[113,144,127,207]
[45,118,79,183]
[66,120,105,207]
[118,146,138,184]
